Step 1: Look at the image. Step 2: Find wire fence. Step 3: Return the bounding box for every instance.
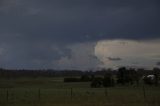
[0,87,159,106]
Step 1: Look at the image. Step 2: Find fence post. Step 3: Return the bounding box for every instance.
[38,88,41,101]
[142,86,148,106]
[11,89,14,104]
[6,89,9,103]
[105,88,108,97]
[71,88,73,100]
[142,86,146,99]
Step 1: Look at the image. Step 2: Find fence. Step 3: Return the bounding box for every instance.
[0,87,159,105]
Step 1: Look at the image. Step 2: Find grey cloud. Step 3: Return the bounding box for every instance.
[157,62,160,66]
[0,0,159,69]
[107,57,122,61]
[53,42,101,70]
[0,0,159,43]
[0,0,15,7]
[153,55,160,58]
[0,40,72,69]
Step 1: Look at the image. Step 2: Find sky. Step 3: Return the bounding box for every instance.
[0,0,159,70]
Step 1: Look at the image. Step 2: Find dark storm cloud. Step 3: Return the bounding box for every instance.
[0,0,159,42]
[0,40,72,69]
[157,62,160,66]
[0,0,159,69]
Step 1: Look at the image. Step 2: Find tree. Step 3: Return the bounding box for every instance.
[117,67,126,85]
[90,77,103,88]
[143,75,154,85]
[153,68,160,86]
[80,74,91,82]
[103,73,115,87]
[117,67,135,85]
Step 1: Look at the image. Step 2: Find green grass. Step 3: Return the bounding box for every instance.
[0,77,160,106]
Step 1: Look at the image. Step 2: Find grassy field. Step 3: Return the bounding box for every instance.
[0,77,160,106]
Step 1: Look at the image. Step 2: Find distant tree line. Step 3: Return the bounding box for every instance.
[0,68,109,79]
[0,68,83,79]
[63,67,160,87]
[0,67,160,87]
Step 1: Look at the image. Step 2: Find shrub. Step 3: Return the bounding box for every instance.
[64,78,80,82]
[80,75,91,82]
[103,74,115,87]
[143,76,155,85]
[90,77,103,88]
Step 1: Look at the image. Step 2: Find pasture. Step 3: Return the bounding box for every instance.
[0,77,160,106]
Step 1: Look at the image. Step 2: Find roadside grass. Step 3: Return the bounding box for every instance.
[0,77,160,106]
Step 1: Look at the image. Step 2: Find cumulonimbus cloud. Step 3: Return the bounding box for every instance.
[95,39,160,69]
[107,57,122,61]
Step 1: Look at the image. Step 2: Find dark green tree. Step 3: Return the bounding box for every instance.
[90,77,103,88]
[103,73,115,87]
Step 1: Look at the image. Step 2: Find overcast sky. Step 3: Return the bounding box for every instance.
[0,0,159,70]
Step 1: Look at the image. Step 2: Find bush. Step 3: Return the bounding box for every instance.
[143,76,154,85]
[103,75,115,87]
[80,75,91,82]
[64,78,80,82]
[90,77,103,88]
